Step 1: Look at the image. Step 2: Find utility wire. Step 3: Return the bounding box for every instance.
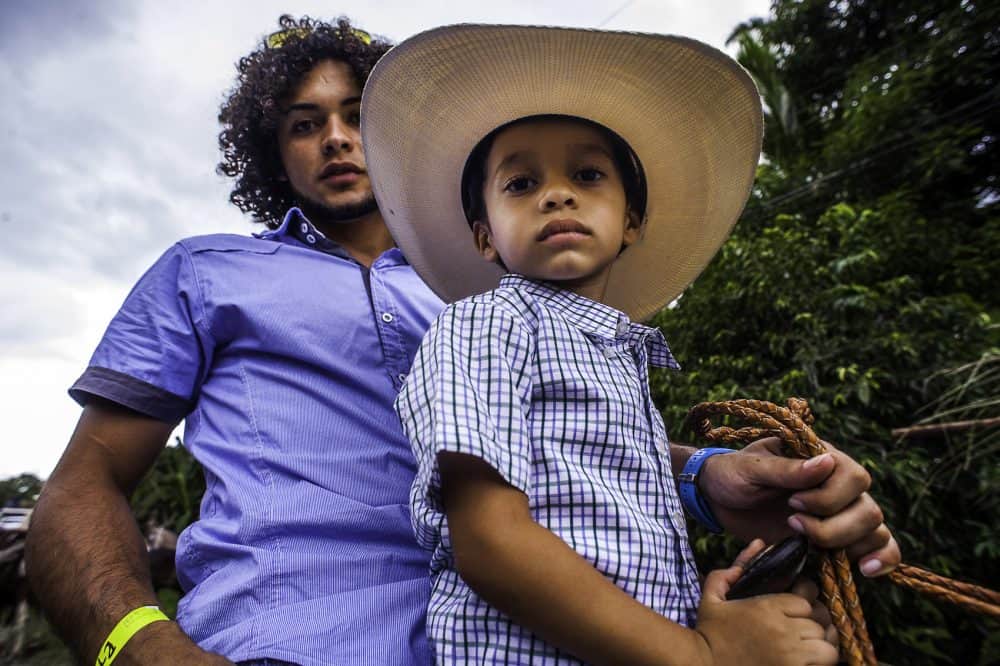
[596,0,636,28]
[764,98,997,210]
[744,91,999,221]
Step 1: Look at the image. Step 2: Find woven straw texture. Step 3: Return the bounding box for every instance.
[362,24,763,320]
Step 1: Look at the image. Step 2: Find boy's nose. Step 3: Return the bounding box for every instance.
[539,186,576,211]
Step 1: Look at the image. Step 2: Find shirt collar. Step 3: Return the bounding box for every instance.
[255,208,408,266]
[498,274,679,369]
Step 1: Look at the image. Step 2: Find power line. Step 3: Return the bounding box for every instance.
[596,0,636,28]
[743,95,999,223]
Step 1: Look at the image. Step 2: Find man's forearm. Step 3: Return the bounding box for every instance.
[25,401,226,666]
[669,442,697,493]
[26,476,197,664]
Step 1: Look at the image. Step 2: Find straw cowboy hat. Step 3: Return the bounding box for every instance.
[361,24,763,321]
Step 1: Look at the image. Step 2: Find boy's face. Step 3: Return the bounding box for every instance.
[276,59,376,222]
[473,118,640,301]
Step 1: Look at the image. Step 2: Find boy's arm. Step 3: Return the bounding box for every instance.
[441,452,836,666]
[670,439,900,576]
[25,400,232,666]
[441,452,711,666]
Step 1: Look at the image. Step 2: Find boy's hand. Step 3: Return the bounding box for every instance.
[697,437,900,577]
[788,577,839,648]
[695,541,839,666]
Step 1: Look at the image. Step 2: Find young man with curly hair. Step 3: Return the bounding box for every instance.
[27,17,441,666]
[26,14,898,666]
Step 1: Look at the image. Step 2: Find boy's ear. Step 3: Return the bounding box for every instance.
[472,220,499,262]
[622,207,642,247]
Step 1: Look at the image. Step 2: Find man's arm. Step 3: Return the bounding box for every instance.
[25,399,231,666]
[670,438,901,576]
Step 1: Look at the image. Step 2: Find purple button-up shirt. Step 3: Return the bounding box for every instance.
[70,208,443,665]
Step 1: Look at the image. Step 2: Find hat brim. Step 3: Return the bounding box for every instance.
[362,24,762,321]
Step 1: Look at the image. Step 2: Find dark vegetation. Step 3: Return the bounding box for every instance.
[651,1,999,662]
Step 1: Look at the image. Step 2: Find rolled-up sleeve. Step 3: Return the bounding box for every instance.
[396,299,534,550]
[69,242,213,423]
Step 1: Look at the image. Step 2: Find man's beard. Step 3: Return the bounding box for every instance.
[295,189,380,225]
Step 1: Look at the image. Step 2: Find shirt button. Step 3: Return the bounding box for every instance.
[602,346,617,359]
[657,437,669,453]
[381,312,394,323]
[398,373,407,383]
[617,320,629,336]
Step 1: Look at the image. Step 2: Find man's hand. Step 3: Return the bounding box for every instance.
[697,437,900,577]
[117,622,236,666]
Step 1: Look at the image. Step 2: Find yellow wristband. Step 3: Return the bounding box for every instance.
[95,606,169,666]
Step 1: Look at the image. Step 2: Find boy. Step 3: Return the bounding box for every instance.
[366,25,840,664]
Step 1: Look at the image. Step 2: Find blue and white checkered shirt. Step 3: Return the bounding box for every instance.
[396,274,701,665]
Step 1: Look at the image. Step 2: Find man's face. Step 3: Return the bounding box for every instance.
[277,59,377,222]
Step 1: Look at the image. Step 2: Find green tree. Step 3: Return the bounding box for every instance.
[129,439,205,534]
[653,1,999,663]
[0,473,43,508]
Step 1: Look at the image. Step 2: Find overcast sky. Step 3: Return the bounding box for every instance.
[0,0,771,479]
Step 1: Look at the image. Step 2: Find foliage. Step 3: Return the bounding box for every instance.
[129,438,205,535]
[0,474,43,508]
[652,0,999,663]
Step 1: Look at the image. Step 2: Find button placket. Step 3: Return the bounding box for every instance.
[369,267,406,388]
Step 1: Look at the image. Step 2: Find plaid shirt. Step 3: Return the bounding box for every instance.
[396,275,701,665]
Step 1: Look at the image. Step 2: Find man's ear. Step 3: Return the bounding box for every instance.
[622,207,643,247]
[472,221,498,262]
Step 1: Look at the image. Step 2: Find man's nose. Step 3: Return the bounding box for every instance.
[321,116,355,155]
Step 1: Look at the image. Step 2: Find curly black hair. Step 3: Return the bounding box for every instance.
[217,15,392,228]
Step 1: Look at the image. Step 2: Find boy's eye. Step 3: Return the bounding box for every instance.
[576,167,605,182]
[291,119,316,133]
[347,110,361,126]
[503,176,536,194]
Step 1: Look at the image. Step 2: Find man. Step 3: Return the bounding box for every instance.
[26,15,898,666]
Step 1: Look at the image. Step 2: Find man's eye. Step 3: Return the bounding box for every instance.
[576,168,605,182]
[347,111,361,126]
[504,176,535,194]
[291,119,315,133]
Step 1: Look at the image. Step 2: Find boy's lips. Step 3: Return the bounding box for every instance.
[537,218,590,241]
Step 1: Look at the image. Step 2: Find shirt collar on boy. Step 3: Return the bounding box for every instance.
[498,273,680,370]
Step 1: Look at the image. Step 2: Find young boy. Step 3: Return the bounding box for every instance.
[365,25,839,665]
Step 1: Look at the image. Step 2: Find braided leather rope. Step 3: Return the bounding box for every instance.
[687,398,1000,666]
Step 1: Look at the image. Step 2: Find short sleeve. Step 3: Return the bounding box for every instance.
[395,299,534,549]
[69,242,213,423]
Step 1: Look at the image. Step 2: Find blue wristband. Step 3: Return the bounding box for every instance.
[678,447,735,534]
